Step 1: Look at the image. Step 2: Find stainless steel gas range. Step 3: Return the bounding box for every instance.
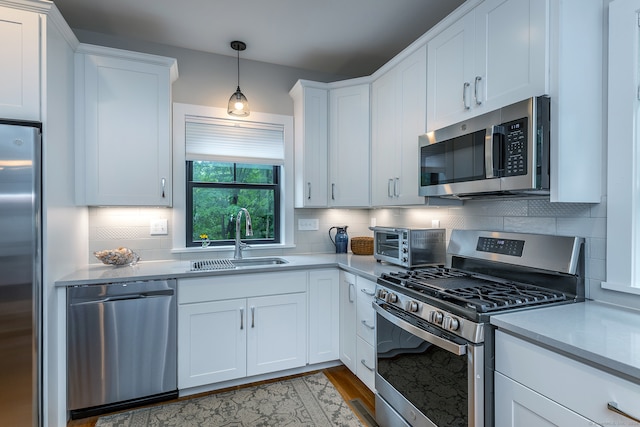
[374,229,585,427]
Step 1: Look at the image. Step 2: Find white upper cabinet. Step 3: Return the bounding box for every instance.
[328,83,370,207]
[0,6,40,121]
[75,44,178,206]
[289,81,329,208]
[371,46,427,206]
[427,0,547,131]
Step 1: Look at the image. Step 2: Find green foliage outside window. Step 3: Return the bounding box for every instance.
[187,161,280,246]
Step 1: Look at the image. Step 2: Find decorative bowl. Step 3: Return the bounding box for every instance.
[94,247,140,266]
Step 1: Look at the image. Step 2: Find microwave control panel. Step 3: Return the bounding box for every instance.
[504,117,528,176]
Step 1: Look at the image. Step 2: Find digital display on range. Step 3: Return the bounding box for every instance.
[476,237,525,256]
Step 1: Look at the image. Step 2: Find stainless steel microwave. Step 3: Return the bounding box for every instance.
[370,226,446,268]
[419,96,550,199]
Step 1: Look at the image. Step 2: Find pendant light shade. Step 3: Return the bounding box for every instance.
[228,41,250,117]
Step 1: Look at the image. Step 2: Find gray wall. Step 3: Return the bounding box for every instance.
[73,29,349,116]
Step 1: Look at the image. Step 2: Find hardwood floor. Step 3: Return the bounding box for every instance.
[67,365,374,427]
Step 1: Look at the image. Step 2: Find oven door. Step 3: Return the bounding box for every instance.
[374,302,484,427]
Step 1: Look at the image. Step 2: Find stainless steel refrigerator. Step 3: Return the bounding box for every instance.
[0,120,41,427]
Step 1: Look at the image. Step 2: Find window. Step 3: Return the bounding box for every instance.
[172,104,294,252]
[184,117,285,247]
[186,161,280,246]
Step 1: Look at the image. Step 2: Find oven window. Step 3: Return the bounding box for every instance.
[377,311,468,426]
[375,232,400,258]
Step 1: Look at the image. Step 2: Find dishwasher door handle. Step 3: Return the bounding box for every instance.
[70,289,174,306]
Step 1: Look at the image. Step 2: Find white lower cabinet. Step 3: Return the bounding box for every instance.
[495,372,592,426]
[495,330,640,427]
[308,269,340,364]
[179,299,247,386]
[339,271,377,391]
[339,271,357,372]
[177,272,307,390]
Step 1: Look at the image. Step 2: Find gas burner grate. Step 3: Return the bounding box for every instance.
[443,282,567,313]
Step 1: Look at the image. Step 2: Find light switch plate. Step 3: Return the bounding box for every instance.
[150,219,168,235]
[298,218,319,231]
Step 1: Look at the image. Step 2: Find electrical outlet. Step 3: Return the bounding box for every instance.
[432,219,440,228]
[150,219,168,235]
[298,218,319,231]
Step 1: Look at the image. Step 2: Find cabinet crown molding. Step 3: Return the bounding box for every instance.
[76,43,179,82]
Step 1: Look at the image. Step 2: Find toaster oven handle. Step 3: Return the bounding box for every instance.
[373,302,467,356]
[485,125,506,178]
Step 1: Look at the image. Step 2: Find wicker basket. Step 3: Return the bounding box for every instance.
[351,237,374,255]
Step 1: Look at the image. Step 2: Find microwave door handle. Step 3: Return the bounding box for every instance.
[485,125,505,178]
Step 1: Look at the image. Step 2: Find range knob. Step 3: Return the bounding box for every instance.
[376,289,387,299]
[405,300,419,312]
[385,292,398,303]
[429,311,444,325]
[442,316,460,331]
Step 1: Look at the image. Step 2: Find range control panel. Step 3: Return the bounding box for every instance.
[476,237,524,257]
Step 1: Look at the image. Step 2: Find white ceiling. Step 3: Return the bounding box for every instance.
[52,0,465,77]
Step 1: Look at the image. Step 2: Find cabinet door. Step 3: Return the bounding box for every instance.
[371,69,399,206]
[291,83,328,207]
[426,12,475,131]
[246,293,307,376]
[329,84,370,207]
[77,50,174,206]
[178,299,247,388]
[474,0,547,112]
[495,372,594,427]
[339,271,357,372]
[0,6,40,121]
[395,46,427,205]
[308,269,340,364]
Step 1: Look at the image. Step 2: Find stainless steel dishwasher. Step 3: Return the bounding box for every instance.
[67,279,178,419]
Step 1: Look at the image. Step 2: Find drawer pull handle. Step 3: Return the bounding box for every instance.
[360,359,374,372]
[360,288,375,296]
[361,320,375,330]
[608,402,640,423]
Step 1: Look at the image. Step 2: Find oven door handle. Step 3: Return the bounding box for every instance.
[374,303,467,356]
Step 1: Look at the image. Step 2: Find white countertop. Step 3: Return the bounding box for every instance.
[55,253,405,286]
[491,300,640,383]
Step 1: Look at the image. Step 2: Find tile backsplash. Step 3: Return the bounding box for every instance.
[88,196,605,299]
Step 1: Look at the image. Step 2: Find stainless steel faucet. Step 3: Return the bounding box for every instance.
[234,208,253,259]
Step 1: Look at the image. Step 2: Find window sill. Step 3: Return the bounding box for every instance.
[171,243,296,254]
[601,282,640,296]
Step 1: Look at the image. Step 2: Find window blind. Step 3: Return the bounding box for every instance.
[185,117,285,165]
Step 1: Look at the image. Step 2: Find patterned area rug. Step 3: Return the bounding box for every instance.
[95,372,365,427]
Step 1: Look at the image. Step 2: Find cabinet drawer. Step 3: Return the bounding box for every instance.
[178,271,307,304]
[356,336,375,391]
[496,330,640,425]
[356,278,376,345]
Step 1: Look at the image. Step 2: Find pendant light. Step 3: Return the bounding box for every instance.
[228,40,250,117]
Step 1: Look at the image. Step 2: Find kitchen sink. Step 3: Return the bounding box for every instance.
[231,257,289,267]
[190,257,288,272]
